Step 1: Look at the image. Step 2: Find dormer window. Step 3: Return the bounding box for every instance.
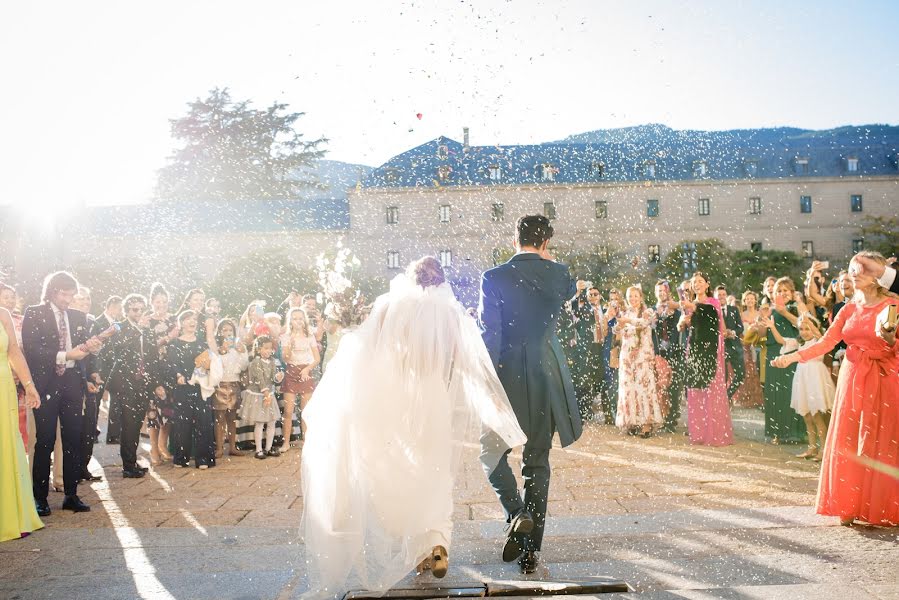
[591,161,605,178]
[744,160,759,177]
[641,160,656,178]
[437,165,452,182]
[846,157,859,173]
[794,157,809,175]
[384,168,400,183]
[488,165,502,181]
[437,145,449,160]
[693,160,708,178]
[539,163,558,182]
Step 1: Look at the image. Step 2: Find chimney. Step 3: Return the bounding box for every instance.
[463,126,470,151]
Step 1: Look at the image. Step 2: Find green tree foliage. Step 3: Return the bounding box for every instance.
[205,249,317,317]
[654,239,733,289]
[156,88,327,201]
[857,216,899,257]
[729,249,807,295]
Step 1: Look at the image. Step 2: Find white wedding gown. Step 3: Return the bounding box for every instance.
[300,275,526,598]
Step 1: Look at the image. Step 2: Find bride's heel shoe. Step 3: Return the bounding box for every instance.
[431,545,448,579]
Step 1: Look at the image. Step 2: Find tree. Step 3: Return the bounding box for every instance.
[205,249,318,317]
[729,249,806,294]
[654,239,733,289]
[156,88,327,201]
[857,216,899,257]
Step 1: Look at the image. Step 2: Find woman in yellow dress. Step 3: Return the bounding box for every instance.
[1,306,43,542]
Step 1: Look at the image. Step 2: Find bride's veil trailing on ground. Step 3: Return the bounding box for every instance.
[300,273,526,598]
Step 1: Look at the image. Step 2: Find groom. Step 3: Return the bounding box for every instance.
[478,214,584,573]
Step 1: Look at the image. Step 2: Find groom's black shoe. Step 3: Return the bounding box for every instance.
[518,550,538,574]
[502,508,534,562]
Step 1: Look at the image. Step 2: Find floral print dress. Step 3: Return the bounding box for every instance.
[615,307,663,430]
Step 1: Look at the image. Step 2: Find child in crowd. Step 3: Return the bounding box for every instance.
[779,315,836,461]
[280,308,320,445]
[213,319,249,458]
[148,385,173,465]
[239,336,283,459]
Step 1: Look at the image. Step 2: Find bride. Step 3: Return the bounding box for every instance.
[300,256,526,597]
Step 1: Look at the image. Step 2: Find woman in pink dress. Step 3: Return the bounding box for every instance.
[679,272,733,446]
[773,252,898,526]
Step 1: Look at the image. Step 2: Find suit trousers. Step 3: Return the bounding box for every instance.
[487,443,553,552]
[725,342,745,399]
[171,385,215,468]
[109,376,149,470]
[32,369,84,499]
[106,389,122,441]
[80,392,100,473]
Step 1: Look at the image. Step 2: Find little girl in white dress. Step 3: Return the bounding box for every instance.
[781,315,835,461]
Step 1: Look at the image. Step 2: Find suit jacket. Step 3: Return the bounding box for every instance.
[21,302,97,396]
[889,265,899,295]
[106,321,154,393]
[479,252,582,448]
[721,304,745,354]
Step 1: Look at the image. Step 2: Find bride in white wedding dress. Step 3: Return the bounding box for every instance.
[300,257,526,598]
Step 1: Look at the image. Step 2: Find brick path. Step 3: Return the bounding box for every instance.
[38,408,820,531]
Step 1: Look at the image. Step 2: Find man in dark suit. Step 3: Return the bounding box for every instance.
[104,294,153,478]
[479,214,583,574]
[22,272,101,516]
[716,286,745,400]
[653,280,685,432]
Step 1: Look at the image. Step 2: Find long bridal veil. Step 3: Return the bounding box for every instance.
[300,274,526,598]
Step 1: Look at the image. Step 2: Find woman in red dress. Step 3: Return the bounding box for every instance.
[773,252,898,526]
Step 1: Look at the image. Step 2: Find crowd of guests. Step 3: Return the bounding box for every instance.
[1,249,898,544]
[0,273,341,541]
[557,252,899,527]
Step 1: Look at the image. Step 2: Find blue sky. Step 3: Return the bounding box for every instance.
[1,0,896,206]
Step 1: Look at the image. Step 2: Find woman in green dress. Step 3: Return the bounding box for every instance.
[759,277,806,444]
[1,307,43,542]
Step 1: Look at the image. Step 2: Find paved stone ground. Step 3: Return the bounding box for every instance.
[2,407,897,599]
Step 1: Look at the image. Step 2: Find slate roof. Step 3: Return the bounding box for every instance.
[361,124,899,188]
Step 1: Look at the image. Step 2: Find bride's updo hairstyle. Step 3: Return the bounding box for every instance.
[407,256,446,289]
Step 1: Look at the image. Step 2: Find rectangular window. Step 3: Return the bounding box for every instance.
[642,161,656,178]
[852,238,864,253]
[801,241,814,258]
[439,249,452,268]
[851,194,863,212]
[595,200,608,219]
[800,195,812,214]
[491,203,504,222]
[386,206,399,224]
[698,198,710,216]
[794,158,809,175]
[647,199,660,218]
[488,165,502,181]
[750,242,763,253]
[744,160,759,177]
[749,197,762,215]
[438,204,450,223]
[693,161,708,177]
[543,201,557,220]
[648,244,661,263]
[387,251,400,269]
[592,161,605,178]
[847,157,859,172]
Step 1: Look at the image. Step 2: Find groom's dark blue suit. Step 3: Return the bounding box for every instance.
[479,252,583,552]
